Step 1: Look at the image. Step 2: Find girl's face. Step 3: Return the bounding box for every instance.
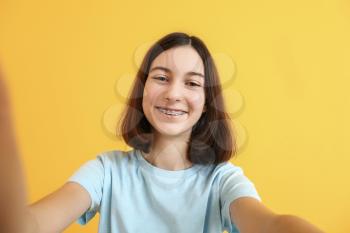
[142,45,206,139]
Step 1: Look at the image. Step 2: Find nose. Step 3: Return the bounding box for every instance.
[163,81,183,102]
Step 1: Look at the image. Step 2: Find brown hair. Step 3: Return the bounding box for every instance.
[117,32,237,165]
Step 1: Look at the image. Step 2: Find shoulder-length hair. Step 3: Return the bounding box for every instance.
[117,32,237,165]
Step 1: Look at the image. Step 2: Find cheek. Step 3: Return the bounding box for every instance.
[188,92,205,110]
[143,84,156,107]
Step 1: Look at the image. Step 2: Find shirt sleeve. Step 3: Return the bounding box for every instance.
[67,155,105,225]
[219,163,262,233]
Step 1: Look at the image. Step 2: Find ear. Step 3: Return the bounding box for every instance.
[202,105,207,112]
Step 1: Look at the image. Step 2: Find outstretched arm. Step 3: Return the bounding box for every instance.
[230,197,325,233]
[0,68,92,233]
[265,214,325,233]
[0,67,29,232]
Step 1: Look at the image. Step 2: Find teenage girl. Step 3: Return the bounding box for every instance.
[0,32,324,233]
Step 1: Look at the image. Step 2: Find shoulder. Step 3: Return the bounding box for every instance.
[210,161,245,180]
[95,149,135,163]
[94,149,139,171]
[201,161,249,188]
[215,161,261,200]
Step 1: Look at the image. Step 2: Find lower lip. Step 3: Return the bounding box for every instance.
[156,107,187,119]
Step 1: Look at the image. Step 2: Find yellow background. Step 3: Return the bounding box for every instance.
[1,0,349,232]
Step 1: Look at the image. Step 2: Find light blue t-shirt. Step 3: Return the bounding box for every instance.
[67,149,262,233]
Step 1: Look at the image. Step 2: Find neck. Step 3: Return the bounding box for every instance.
[142,132,193,171]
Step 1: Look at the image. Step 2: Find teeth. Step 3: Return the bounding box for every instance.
[157,107,186,116]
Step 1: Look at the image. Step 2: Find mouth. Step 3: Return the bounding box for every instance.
[155,106,188,117]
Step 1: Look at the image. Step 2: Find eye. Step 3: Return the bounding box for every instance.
[153,76,168,82]
[187,81,201,87]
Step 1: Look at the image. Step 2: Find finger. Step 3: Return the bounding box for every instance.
[0,66,12,116]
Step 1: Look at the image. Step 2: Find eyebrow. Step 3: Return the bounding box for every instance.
[149,66,204,78]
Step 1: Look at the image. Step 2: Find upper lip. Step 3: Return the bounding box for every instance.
[156,106,188,113]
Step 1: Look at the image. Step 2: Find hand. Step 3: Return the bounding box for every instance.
[0,65,15,149]
[0,66,16,149]
[0,67,12,116]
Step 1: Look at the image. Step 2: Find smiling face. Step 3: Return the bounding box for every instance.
[142,45,206,140]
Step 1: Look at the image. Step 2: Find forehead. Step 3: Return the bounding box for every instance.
[150,46,204,74]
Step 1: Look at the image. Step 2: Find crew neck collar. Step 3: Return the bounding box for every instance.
[135,149,201,178]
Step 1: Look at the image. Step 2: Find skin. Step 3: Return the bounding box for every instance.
[0,51,325,233]
[0,68,29,232]
[141,45,207,171]
[140,46,325,233]
[0,67,91,233]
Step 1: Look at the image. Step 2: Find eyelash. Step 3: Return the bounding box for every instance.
[153,76,201,87]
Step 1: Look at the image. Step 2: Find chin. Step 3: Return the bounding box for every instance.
[159,130,184,137]
[155,127,190,138]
